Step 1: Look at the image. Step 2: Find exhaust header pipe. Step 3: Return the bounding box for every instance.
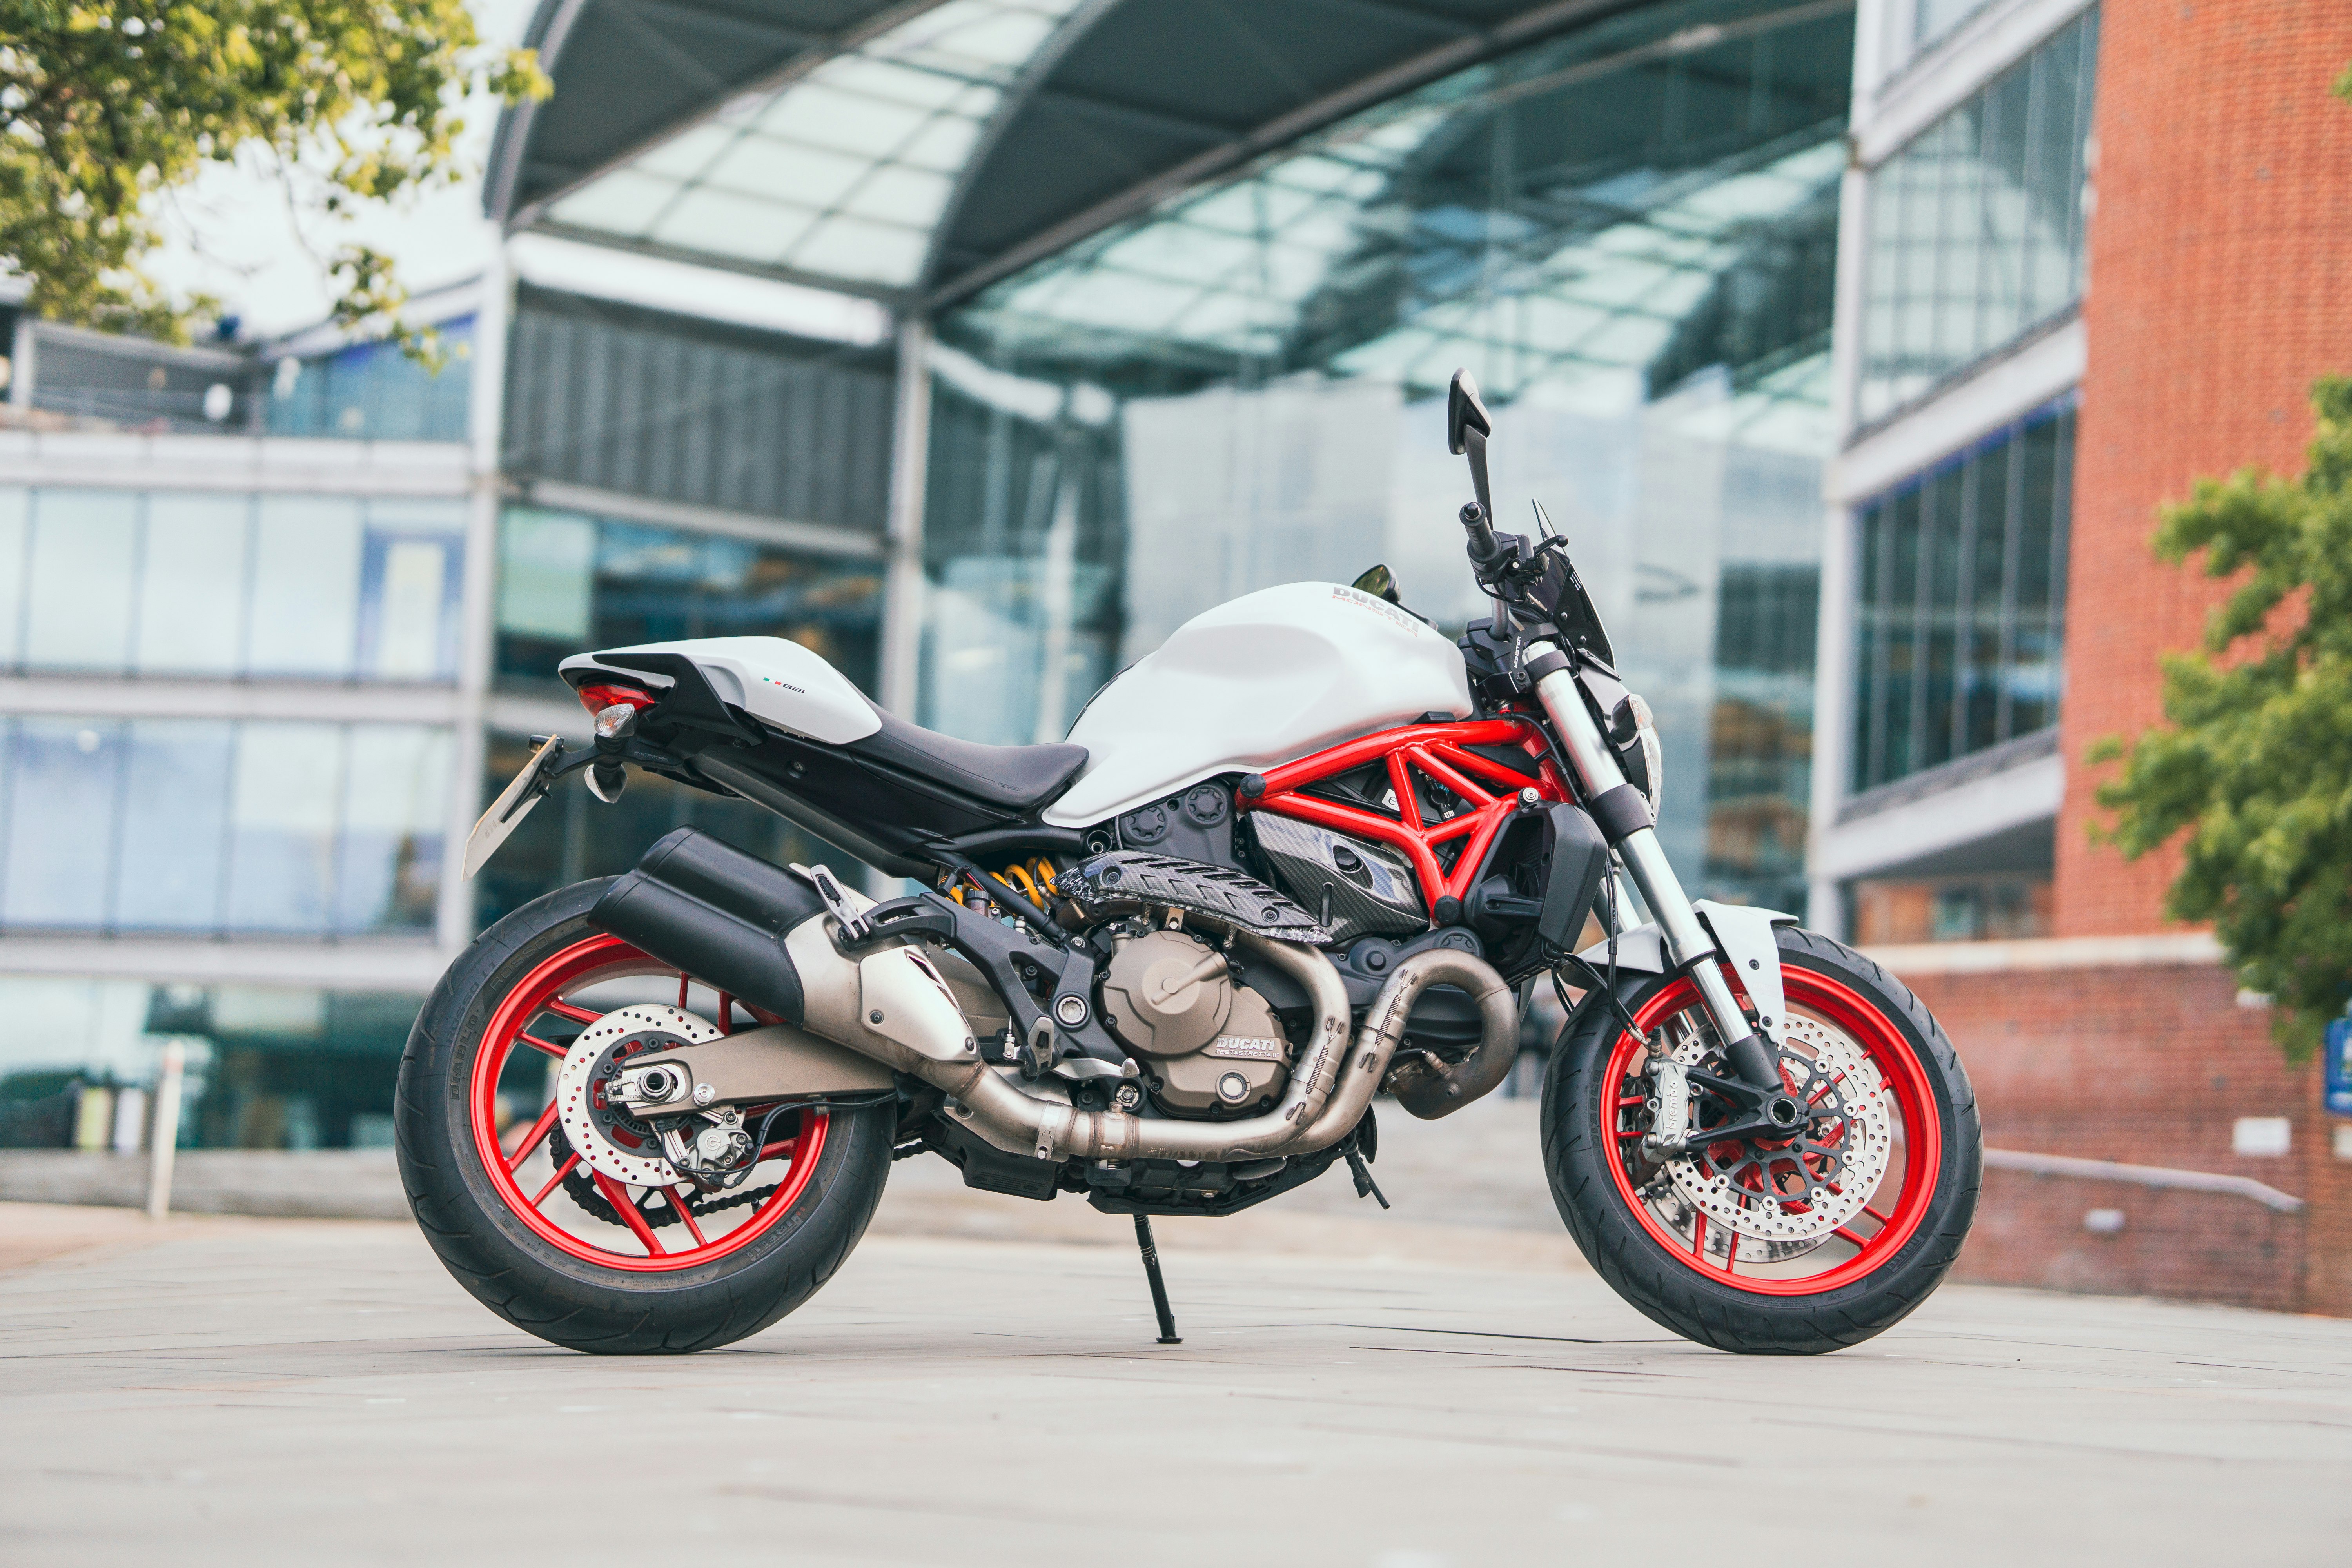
[593,829,1519,1165]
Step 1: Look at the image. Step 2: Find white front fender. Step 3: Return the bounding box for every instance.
[1574,901,1801,1042]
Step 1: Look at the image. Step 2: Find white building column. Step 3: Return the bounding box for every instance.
[879,314,931,722]
[438,243,518,953]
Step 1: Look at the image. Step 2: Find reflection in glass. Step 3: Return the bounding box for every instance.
[334,725,450,933]
[0,717,448,937]
[247,496,364,677]
[25,490,137,672]
[135,493,251,675]
[923,0,1853,910]
[473,730,845,930]
[494,508,882,696]
[265,318,474,441]
[0,488,462,684]
[357,499,465,682]
[113,720,235,930]
[0,487,25,665]
[225,722,346,932]
[1850,398,2074,793]
[4,719,121,927]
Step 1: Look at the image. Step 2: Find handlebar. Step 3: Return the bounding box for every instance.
[1459,501,1502,565]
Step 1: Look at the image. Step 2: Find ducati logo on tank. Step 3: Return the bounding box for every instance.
[1330,583,1425,637]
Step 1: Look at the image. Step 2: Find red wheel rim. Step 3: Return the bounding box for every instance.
[1601,964,1941,1296]
[469,934,830,1273]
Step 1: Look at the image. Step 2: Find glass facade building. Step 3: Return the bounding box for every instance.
[1810,2,2098,943]
[0,488,467,683]
[1854,10,2098,425]
[0,717,449,937]
[1848,397,2074,794]
[921,0,1855,912]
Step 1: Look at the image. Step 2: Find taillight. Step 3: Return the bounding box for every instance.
[575,682,656,717]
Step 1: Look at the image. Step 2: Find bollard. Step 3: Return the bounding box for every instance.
[145,1040,185,1221]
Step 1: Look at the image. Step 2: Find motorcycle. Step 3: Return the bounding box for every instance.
[396,370,1979,1356]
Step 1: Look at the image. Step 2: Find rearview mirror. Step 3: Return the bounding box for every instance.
[1447,369,1492,456]
[1447,368,1494,521]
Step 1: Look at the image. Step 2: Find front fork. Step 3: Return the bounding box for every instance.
[1526,642,1786,1099]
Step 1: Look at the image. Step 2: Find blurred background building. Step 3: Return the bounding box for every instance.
[1,0,2347,1311]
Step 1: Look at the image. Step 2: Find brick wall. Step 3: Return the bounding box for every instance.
[2058,0,2352,935]
[1893,958,2352,1313]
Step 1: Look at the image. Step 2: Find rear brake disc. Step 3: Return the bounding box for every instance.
[553,1004,721,1188]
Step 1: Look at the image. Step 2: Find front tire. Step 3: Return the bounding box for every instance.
[395,879,894,1354]
[1541,926,1979,1354]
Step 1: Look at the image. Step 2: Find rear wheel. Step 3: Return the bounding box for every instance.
[1541,926,1979,1353]
[395,879,894,1353]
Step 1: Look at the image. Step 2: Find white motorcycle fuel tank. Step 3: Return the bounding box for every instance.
[1043,581,1474,828]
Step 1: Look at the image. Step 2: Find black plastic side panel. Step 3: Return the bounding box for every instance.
[1538,803,1609,953]
[590,828,826,1022]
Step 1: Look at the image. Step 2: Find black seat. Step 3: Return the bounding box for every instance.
[848,710,1089,812]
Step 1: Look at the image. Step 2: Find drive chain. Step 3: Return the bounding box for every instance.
[546,1123,781,1231]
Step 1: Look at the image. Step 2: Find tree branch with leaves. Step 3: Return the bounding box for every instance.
[0,1,547,356]
[2092,377,2352,1060]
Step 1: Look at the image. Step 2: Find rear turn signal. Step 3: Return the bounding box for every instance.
[575,682,655,717]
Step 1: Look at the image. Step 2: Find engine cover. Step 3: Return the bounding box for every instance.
[1249,815,1426,943]
[1098,928,1293,1114]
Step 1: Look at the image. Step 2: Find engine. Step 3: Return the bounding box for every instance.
[1096,927,1293,1115]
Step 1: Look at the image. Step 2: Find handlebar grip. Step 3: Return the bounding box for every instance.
[1459,501,1501,564]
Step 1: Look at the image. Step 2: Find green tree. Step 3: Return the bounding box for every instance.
[2092,377,2352,1060]
[0,2,546,353]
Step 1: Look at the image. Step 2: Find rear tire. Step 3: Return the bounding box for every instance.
[395,879,894,1354]
[1540,926,1979,1354]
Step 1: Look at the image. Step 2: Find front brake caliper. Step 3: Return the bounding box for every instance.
[1642,1056,1691,1156]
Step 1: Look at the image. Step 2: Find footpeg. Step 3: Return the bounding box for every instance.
[791,862,872,944]
[1642,1056,1691,1156]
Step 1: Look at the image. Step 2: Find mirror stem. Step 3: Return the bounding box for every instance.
[1465,427,1494,523]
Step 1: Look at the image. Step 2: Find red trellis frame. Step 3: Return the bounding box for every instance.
[1240,717,1568,912]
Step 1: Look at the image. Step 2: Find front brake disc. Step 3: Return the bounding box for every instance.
[1652,1011,1895,1264]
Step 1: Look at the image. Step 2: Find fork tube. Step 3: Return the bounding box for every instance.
[1525,644,1755,1056]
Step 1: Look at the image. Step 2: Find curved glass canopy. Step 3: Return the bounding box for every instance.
[498,1,1640,300]
[533,0,1089,291]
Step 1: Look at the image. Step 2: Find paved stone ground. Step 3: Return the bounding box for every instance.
[5,1156,2351,1567]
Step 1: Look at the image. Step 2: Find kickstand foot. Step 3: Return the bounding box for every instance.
[1132,1215,1181,1344]
[1345,1145,1390,1209]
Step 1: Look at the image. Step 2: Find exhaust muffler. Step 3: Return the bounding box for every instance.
[593,829,1519,1164]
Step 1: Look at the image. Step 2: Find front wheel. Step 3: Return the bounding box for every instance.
[1541,926,1979,1354]
[394,879,895,1354]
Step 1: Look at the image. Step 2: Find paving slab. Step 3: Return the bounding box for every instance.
[4,1176,2349,1568]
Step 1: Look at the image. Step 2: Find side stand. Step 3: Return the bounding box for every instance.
[1132,1215,1182,1344]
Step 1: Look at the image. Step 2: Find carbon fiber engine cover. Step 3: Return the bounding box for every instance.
[1246,814,1428,944]
[1058,852,1332,945]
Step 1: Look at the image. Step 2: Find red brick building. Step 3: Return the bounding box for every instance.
[1817,0,2352,1311]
